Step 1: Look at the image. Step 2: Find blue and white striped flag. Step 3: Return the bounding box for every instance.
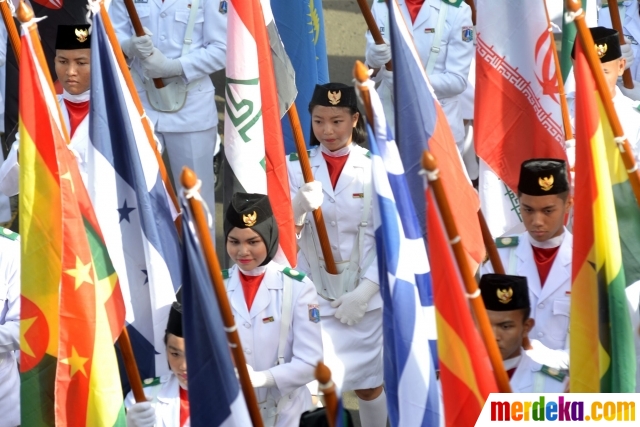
[87,11,182,387]
[361,82,442,426]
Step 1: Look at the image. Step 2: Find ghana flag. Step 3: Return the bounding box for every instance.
[570,41,636,393]
[19,21,127,426]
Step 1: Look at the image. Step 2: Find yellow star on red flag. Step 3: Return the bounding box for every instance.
[64,257,94,290]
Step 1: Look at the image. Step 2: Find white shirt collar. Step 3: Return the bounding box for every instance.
[62,89,90,103]
[320,142,352,157]
[528,229,565,248]
[504,354,522,371]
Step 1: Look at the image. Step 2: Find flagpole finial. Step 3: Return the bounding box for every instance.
[16,1,33,24]
[180,166,197,190]
[353,60,370,84]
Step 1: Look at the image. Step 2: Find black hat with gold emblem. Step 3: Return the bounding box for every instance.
[517,158,569,196]
[224,192,279,266]
[480,274,530,311]
[166,288,183,338]
[55,24,91,50]
[571,26,621,63]
[309,82,357,110]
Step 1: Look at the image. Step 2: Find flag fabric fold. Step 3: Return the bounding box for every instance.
[224,0,296,266]
[87,10,181,386]
[387,0,484,269]
[180,193,251,427]
[19,23,126,426]
[570,41,636,393]
[363,82,441,427]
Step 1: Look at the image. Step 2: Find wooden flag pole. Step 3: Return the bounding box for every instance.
[422,151,512,393]
[607,0,634,89]
[99,3,181,219]
[117,328,147,402]
[353,61,374,124]
[355,0,392,71]
[567,0,640,206]
[180,167,265,427]
[315,362,338,427]
[477,210,504,274]
[122,0,164,89]
[287,104,337,274]
[542,0,574,142]
[0,0,20,62]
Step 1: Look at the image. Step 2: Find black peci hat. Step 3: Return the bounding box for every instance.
[571,26,621,63]
[517,158,569,196]
[55,24,91,50]
[309,83,357,110]
[480,274,530,312]
[224,192,279,266]
[166,288,183,338]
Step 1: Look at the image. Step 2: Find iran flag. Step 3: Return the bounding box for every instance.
[224,0,296,266]
[475,0,568,237]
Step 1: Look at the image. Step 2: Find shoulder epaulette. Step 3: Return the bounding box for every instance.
[634,103,640,113]
[541,365,567,382]
[282,267,306,281]
[142,377,161,388]
[0,227,18,241]
[364,150,371,158]
[600,1,624,8]
[222,269,229,280]
[441,0,464,7]
[495,236,518,248]
[289,150,312,162]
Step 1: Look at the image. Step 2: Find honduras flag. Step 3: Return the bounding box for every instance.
[359,80,442,426]
[180,193,251,426]
[88,11,181,387]
[272,0,329,152]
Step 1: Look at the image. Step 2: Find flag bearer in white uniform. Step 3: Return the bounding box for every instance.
[0,227,20,427]
[481,159,573,362]
[109,0,227,222]
[286,83,388,427]
[365,0,474,151]
[480,273,568,393]
[566,27,640,165]
[0,24,93,196]
[125,295,192,427]
[223,192,323,427]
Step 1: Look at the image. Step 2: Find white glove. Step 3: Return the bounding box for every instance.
[380,68,393,87]
[618,80,640,101]
[126,401,156,427]
[141,48,184,79]
[365,42,392,69]
[292,181,324,226]
[245,364,276,388]
[330,279,379,326]
[121,27,154,60]
[621,40,634,71]
[525,339,569,370]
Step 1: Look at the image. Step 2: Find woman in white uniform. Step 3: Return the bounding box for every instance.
[224,192,323,427]
[125,297,192,427]
[286,83,387,427]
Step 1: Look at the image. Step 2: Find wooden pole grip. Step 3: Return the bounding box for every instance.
[356,0,392,71]
[287,104,338,275]
[180,167,264,427]
[477,210,504,274]
[117,328,146,402]
[422,151,512,393]
[316,362,337,427]
[123,0,164,89]
[0,1,20,62]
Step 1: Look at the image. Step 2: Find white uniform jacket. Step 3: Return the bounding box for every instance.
[367,0,473,142]
[226,263,323,426]
[510,353,568,393]
[481,231,573,351]
[109,0,227,132]
[599,0,640,82]
[125,373,189,427]
[0,230,20,427]
[567,88,640,166]
[0,96,89,197]
[286,145,382,315]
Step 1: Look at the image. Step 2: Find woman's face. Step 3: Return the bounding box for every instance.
[311,105,359,152]
[226,227,268,271]
[166,333,187,388]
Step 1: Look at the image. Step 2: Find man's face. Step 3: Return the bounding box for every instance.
[55,48,91,95]
[519,193,571,243]
[487,309,534,360]
[601,58,625,99]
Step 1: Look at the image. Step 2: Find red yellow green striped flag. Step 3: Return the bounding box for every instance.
[427,193,498,426]
[19,23,127,426]
[570,41,636,393]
